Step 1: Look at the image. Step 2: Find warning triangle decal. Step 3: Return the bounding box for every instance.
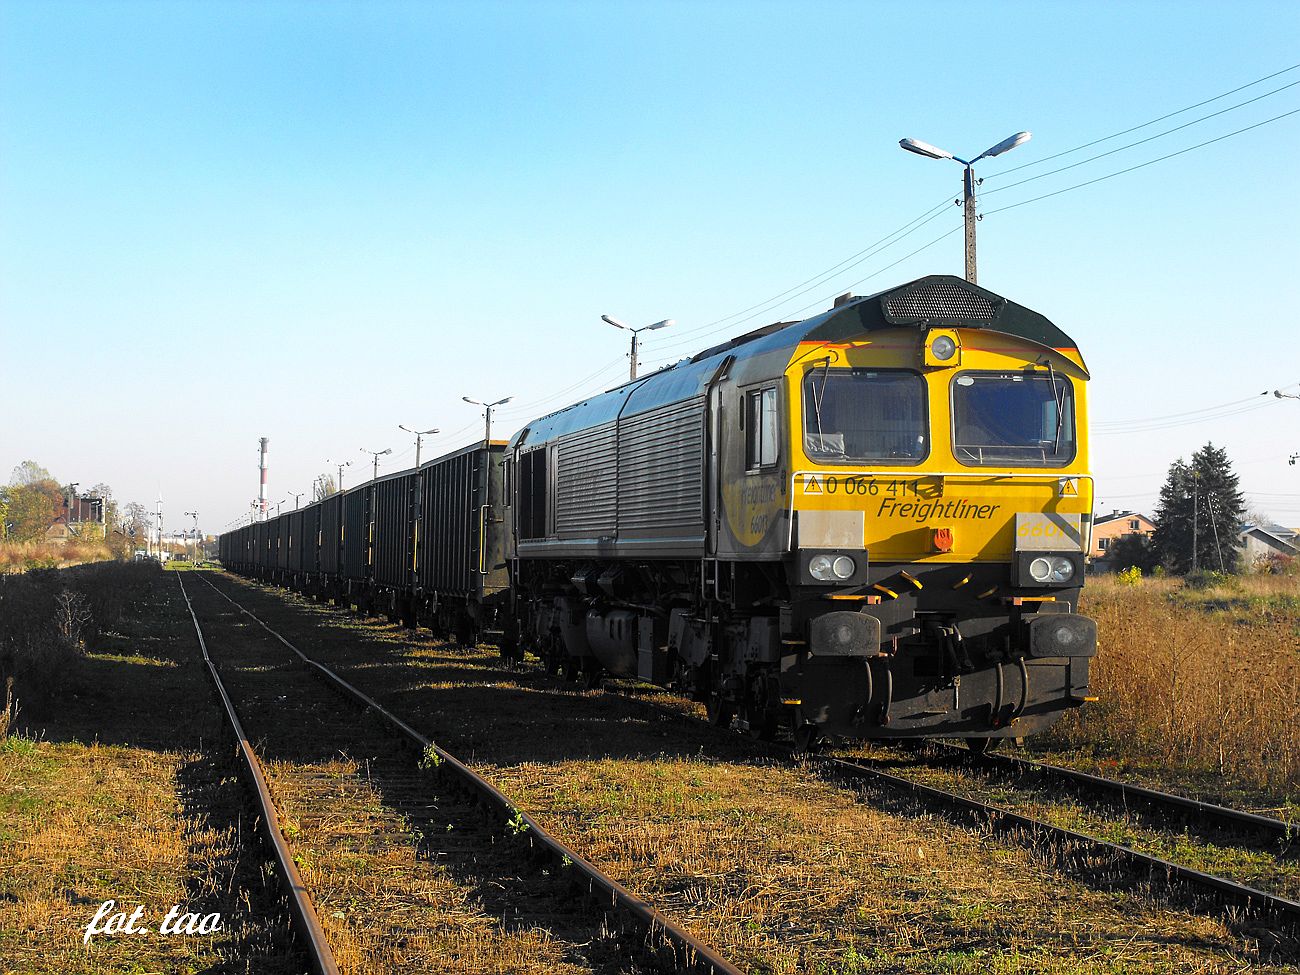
[1059,477,1078,497]
[803,473,823,495]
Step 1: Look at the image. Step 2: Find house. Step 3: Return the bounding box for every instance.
[42,493,105,543]
[1089,509,1157,571]
[1239,523,1299,570]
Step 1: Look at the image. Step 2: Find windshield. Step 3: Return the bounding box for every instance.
[803,368,927,463]
[952,371,1075,466]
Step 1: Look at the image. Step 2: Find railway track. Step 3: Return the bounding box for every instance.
[608,685,1300,941]
[178,572,742,975]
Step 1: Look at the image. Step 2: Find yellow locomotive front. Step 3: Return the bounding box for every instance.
[781,276,1096,747]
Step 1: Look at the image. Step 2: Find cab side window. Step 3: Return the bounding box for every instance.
[746,387,779,471]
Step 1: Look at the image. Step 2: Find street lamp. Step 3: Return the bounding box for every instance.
[326,459,352,492]
[399,424,439,469]
[1274,389,1299,401]
[289,492,304,510]
[462,396,512,443]
[360,447,392,482]
[601,315,675,380]
[899,130,1031,284]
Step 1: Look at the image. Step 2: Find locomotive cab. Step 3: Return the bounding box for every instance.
[775,277,1097,742]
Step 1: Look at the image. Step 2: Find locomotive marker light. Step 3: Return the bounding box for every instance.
[923,328,962,368]
[899,131,1031,284]
[601,314,675,380]
[462,396,512,443]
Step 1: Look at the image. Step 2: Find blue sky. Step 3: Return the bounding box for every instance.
[3,0,1298,535]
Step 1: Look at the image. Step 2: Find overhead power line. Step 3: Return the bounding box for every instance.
[984,61,1300,180]
[982,79,1300,198]
[985,108,1300,219]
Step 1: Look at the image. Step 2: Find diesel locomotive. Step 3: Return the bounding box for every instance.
[220,274,1097,747]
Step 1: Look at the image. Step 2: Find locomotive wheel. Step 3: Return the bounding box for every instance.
[744,706,779,741]
[584,664,604,689]
[562,655,581,683]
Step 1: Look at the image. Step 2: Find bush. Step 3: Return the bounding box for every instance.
[1185,569,1232,589]
[1115,565,1142,586]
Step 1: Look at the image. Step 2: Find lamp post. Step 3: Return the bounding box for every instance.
[361,447,391,482]
[1275,389,1299,401]
[462,396,512,443]
[601,315,675,380]
[289,491,304,510]
[326,459,352,493]
[399,424,439,470]
[898,131,1031,284]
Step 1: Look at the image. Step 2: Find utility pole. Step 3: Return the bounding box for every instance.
[361,447,391,482]
[184,511,198,562]
[601,315,675,380]
[326,459,351,493]
[399,424,439,470]
[290,492,304,510]
[462,396,513,443]
[899,131,1032,284]
[1191,473,1199,574]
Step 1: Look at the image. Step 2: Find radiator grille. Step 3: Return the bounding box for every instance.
[885,280,994,321]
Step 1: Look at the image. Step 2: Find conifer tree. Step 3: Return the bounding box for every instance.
[1151,442,1245,574]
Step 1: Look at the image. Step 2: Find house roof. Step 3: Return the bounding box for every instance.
[1094,510,1154,528]
[1239,524,1300,555]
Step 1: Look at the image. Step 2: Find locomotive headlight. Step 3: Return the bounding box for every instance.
[1016,551,1082,587]
[930,335,957,361]
[1028,555,1075,584]
[809,555,835,581]
[805,552,863,583]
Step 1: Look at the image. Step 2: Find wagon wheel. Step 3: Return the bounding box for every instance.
[965,737,998,756]
[793,722,823,755]
[705,693,735,728]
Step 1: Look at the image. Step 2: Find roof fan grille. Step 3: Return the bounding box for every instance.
[886,281,994,321]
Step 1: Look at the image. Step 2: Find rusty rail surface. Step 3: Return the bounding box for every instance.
[175,573,341,975]
[936,742,1298,844]
[196,573,744,975]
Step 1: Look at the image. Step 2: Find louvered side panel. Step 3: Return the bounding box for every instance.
[617,397,706,540]
[555,422,617,539]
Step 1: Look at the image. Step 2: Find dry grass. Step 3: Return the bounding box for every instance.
[0,540,116,573]
[1047,574,1300,802]
[211,577,1291,975]
[0,566,300,973]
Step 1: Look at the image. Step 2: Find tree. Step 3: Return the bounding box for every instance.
[9,460,52,487]
[313,474,337,501]
[5,482,60,541]
[1151,442,1246,574]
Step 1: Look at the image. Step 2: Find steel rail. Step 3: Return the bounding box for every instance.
[937,743,1297,843]
[606,686,1300,932]
[823,754,1300,931]
[196,573,744,975]
[175,574,342,975]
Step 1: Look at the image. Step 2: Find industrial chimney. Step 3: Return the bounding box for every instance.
[258,437,269,520]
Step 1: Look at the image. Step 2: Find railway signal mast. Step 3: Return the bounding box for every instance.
[898,130,1032,284]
